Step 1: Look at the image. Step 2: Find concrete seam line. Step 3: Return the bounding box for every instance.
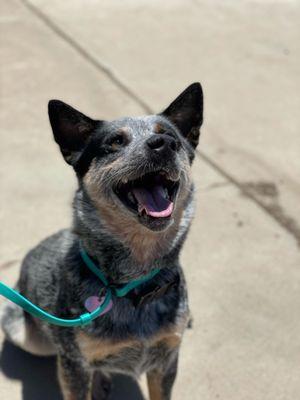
[19,0,300,247]
[20,0,153,114]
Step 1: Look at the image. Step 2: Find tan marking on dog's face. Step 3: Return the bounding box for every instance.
[118,126,130,134]
[83,154,192,264]
[153,123,165,134]
[77,332,140,364]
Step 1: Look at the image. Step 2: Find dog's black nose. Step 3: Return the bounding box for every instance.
[146,134,177,154]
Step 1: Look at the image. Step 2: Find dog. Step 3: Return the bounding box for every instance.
[1,82,203,400]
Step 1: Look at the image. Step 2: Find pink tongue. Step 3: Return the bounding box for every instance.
[132,185,173,218]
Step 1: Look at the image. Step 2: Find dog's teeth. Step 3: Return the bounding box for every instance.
[127,191,135,204]
[138,204,144,214]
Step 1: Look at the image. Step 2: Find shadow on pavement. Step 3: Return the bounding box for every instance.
[0,340,145,400]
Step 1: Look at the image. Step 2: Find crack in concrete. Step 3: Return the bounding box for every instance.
[0,260,19,271]
[20,0,300,248]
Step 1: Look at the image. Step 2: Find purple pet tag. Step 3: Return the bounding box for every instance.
[84,295,113,315]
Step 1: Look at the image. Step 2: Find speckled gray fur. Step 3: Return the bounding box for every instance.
[1,83,203,400]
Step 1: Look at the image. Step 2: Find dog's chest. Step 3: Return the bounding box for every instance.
[77,323,185,376]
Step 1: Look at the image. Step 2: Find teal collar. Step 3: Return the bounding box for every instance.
[0,246,161,328]
[79,247,161,297]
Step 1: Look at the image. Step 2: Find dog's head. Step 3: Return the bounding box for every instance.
[48,83,203,236]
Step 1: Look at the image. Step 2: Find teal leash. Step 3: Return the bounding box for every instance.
[0,281,112,327]
[0,247,161,328]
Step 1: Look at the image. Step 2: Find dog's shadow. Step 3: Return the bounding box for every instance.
[0,340,145,400]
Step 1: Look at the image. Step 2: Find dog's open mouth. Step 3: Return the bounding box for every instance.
[114,171,179,219]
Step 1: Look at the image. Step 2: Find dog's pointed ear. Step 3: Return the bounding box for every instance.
[48,100,99,165]
[161,82,203,148]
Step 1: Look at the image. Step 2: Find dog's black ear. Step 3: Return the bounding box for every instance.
[48,100,98,165]
[162,82,203,148]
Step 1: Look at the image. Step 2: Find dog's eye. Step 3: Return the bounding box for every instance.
[112,136,123,145]
[107,135,125,150]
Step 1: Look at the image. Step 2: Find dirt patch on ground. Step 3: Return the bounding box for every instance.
[240,181,300,248]
[241,181,279,198]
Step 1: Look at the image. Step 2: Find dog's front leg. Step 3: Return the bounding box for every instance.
[147,352,179,400]
[57,352,92,400]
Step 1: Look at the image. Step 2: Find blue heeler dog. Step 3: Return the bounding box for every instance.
[1,83,203,400]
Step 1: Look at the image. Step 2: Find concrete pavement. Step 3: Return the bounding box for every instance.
[0,1,300,399]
